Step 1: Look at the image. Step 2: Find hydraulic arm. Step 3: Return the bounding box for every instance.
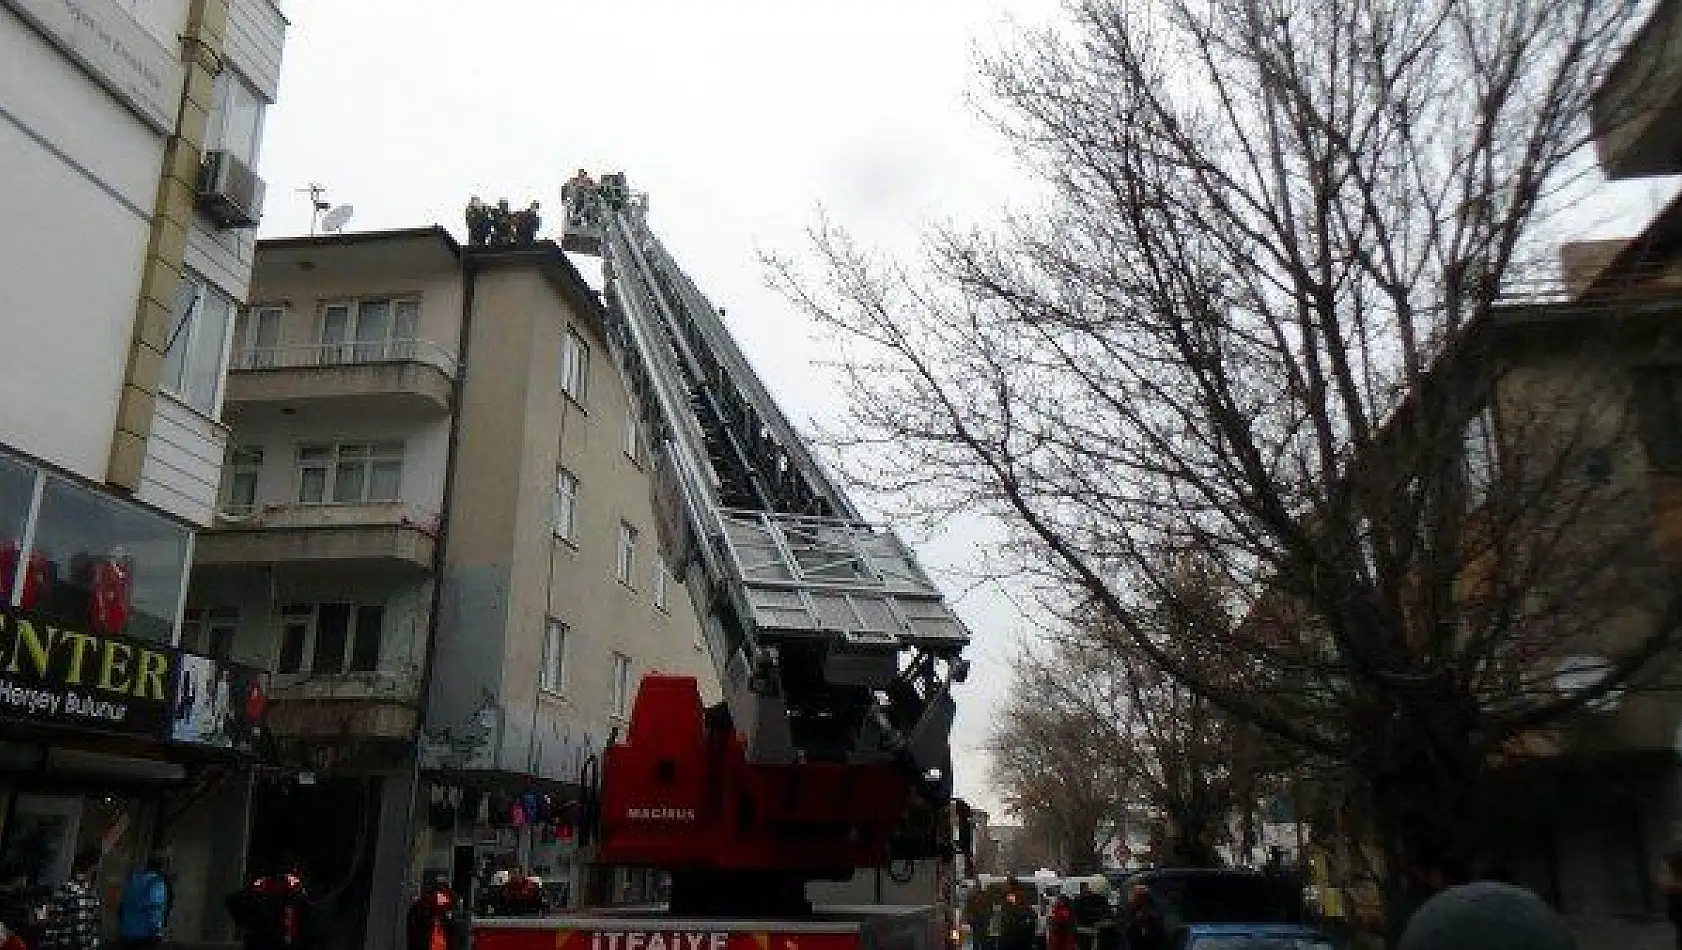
[559,173,970,912]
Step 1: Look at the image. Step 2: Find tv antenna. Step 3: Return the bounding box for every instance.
[298,183,331,235]
[321,204,355,234]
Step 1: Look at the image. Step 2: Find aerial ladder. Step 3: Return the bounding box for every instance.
[543,172,973,920]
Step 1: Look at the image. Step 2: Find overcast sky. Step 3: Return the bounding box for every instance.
[255,0,1077,817]
[255,0,1682,825]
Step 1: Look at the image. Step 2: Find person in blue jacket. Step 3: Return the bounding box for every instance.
[118,853,172,950]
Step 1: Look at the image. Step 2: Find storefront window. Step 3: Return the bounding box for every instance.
[31,477,189,644]
[0,452,39,605]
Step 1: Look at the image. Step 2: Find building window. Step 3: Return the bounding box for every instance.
[624,406,643,464]
[276,603,384,674]
[161,273,236,416]
[296,442,403,504]
[231,305,284,369]
[616,522,638,586]
[652,557,669,612]
[1462,408,1495,505]
[29,477,190,644]
[320,298,421,364]
[541,619,568,692]
[554,469,579,541]
[560,329,589,404]
[0,453,39,606]
[207,69,266,167]
[222,446,264,514]
[610,652,632,718]
[181,606,239,659]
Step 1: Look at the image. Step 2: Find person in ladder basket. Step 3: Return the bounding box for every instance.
[406,877,468,950]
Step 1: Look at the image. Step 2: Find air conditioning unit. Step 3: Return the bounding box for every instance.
[196,149,266,228]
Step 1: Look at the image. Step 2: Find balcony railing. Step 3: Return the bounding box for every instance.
[214,499,441,534]
[271,668,423,699]
[230,339,458,376]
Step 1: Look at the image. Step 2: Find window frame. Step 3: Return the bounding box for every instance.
[274,602,385,676]
[181,606,239,660]
[623,405,643,465]
[294,441,405,505]
[560,328,590,405]
[616,521,638,587]
[1462,407,1496,506]
[541,618,569,694]
[160,271,236,416]
[232,304,285,369]
[317,297,422,364]
[554,468,580,542]
[609,651,632,719]
[206,68,267,168]
[652,556,670,612]
[222,445,265,514]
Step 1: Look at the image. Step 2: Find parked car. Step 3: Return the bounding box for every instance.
[1123,868,1308,945]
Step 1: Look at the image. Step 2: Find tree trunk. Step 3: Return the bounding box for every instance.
[1367,720,1486,947]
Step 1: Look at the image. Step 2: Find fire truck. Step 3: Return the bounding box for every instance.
[470,174,974,950]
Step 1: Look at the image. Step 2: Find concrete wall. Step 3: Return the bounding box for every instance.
[166,770,252,946]
[368,762,420,950]
[428,252,713,782]
[0,1,164,481]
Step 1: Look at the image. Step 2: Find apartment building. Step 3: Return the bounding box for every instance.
[189,228,714,950]
[0,0,285,945]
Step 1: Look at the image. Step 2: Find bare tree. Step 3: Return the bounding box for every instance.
[1052,562,1284,868]
[771,0,1672,937]
[987,645,1128,873]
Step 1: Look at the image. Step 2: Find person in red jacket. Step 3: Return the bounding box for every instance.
[405,877,467,950]
[1047,895,1077,950]
[226,861,309,950]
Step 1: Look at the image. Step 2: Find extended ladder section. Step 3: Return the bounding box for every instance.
[562,174,969,797]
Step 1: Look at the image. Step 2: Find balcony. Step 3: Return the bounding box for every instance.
[224,339,457,416]
[196,501,438,572]
[265,670,422,742]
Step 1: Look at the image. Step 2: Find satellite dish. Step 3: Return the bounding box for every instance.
[321,204,355,233]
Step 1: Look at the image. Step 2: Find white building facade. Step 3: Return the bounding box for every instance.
[0,0,287,944]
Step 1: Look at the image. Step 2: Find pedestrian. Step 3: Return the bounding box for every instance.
[1118,885,1166,950]
[963,883,996,950]
[406,876,468,950]
[1662,851,1682,950]
[0,866,47,950]
[226,859,309,950]
[40,850,102,950]
[1398,881,1573,950]
[118,853,171,950]
[1070,878,1113,950]
[995,879,1036,950]
[1047,895,1077,950]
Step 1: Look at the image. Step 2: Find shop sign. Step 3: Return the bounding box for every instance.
[0,608,176,738]
[0,0,184,133]
[0,608,267,753]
